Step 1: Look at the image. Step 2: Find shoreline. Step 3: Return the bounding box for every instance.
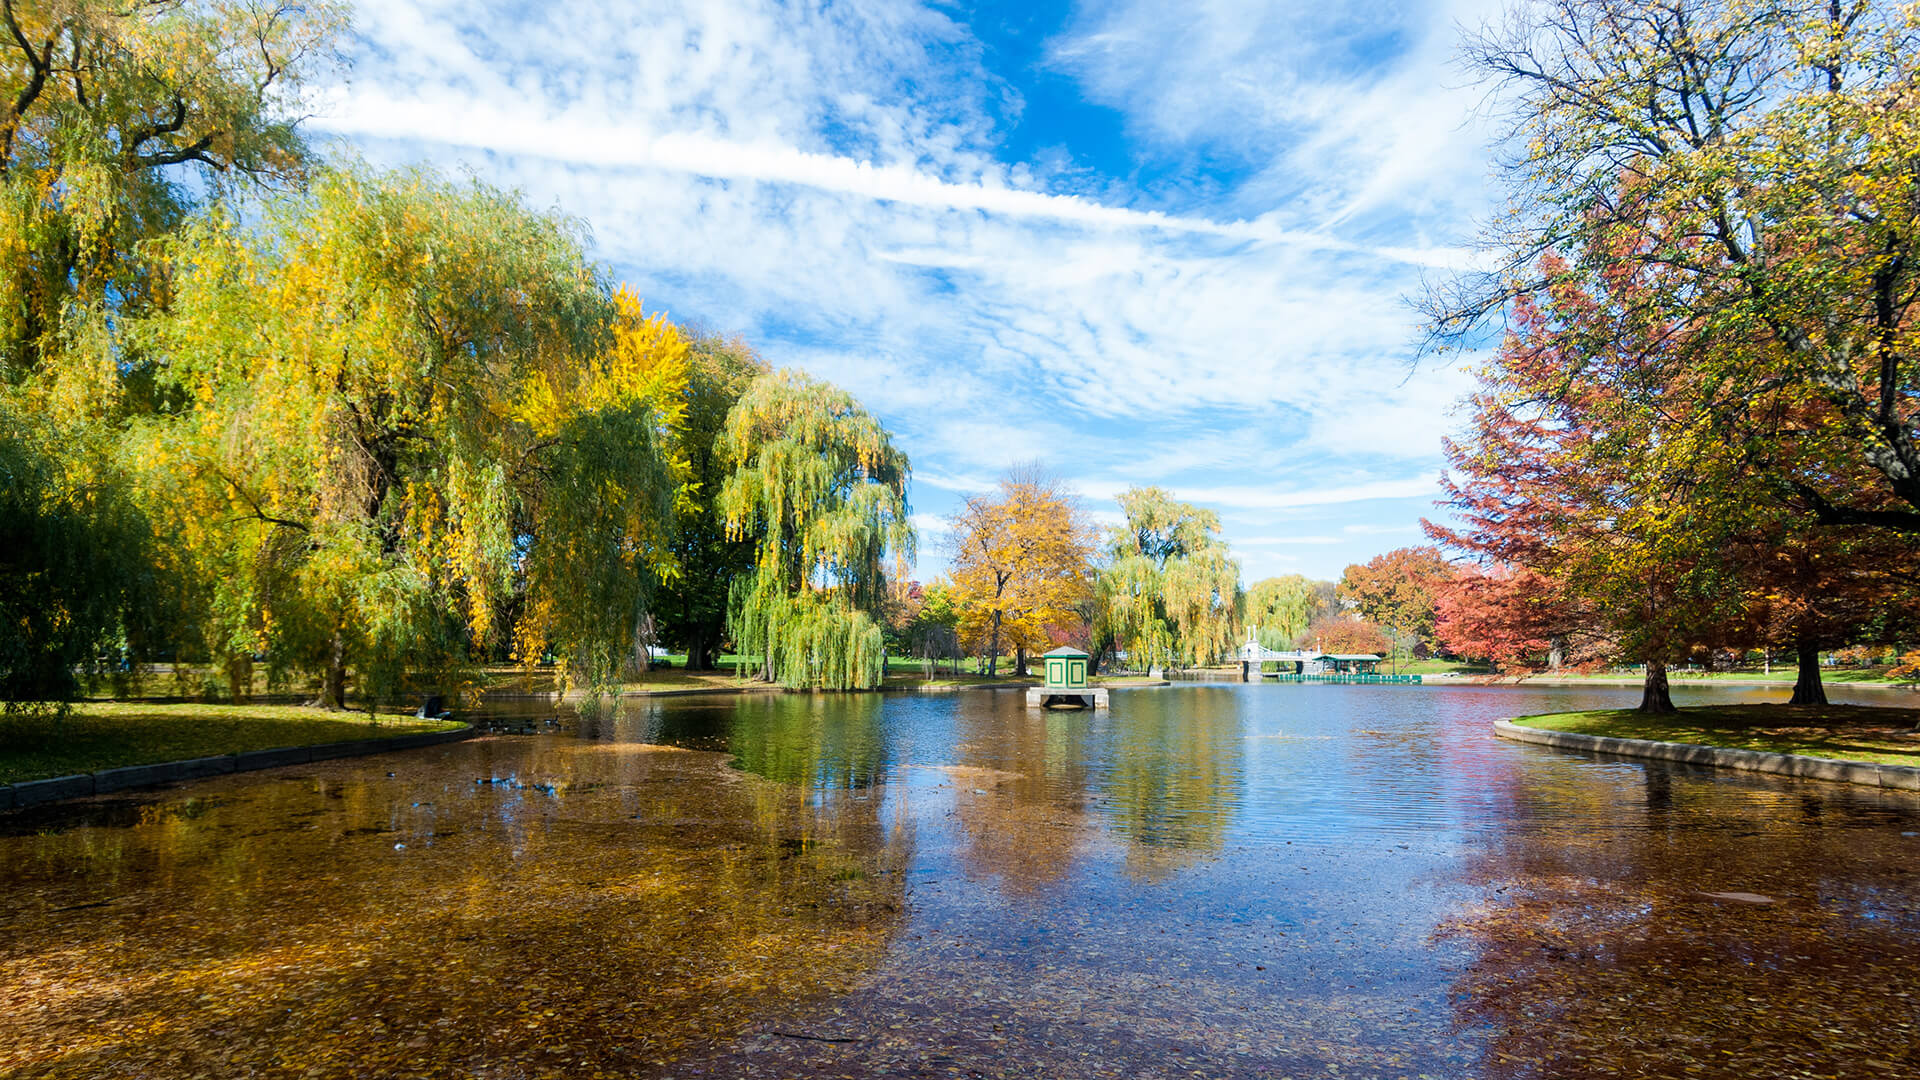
[3,677,1176,808]
[550,677,1170,701]
[0,724,478,812]
[1493,718,1920,791]
[1455,675,1918,691]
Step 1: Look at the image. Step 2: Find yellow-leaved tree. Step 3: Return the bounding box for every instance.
[2,0,342,404]
[137,167,675,707]
[948,466,1096,677]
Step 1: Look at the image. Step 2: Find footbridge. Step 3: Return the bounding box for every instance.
[1232,636,1415,683]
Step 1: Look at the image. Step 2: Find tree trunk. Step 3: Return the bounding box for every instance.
[1637,660,1675,714]
[321,631,348,710]
[986,611,1002,677]
[1790,638,1827,706]
[687,632,714,672]
[226,654,252,703]
[1014,644,1027,679]
[1548,636,1565,671]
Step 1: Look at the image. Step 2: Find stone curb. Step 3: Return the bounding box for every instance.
[0,724,477,812]
[1494,719,1920,791]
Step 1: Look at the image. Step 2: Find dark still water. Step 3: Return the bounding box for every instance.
[3,683,1918,1079]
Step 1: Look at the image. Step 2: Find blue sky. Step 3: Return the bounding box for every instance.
[313,0,1501,583]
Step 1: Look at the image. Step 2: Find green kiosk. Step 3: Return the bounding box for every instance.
[1026,646,1108,710]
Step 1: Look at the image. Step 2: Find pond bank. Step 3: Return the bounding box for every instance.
[0,724,476,811]
[1496,718,1920,790]
[557,676,1169,701]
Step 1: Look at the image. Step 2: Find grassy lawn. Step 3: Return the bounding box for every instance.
[1509,668,1907,684]
[0,703,462,786]
[1399,660,1495,676]
[881,672,1035,689]
[1514,704,1920,766]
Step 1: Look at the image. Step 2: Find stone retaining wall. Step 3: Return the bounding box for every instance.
[1493,719,1920,791]
[0,724,477,812]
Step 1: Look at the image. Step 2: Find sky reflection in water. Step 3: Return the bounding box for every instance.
[4,682,1918,1078]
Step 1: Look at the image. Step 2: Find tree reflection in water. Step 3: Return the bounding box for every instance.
[11,685,1919,1079]
[1095,688,1246,878]
[0,731,908,1078]
[1441,755,1920,1079]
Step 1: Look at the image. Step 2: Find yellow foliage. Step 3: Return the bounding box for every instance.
[949,469,1096,664]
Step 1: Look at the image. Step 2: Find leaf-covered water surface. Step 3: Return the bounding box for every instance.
[0,732,907,1078]
[4,682,1919,1078]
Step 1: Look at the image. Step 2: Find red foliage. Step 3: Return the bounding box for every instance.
[1433,563,1609,672]
[1423,253,1749,672]
[1296,615,1390,656]
[1337,546,1451,650]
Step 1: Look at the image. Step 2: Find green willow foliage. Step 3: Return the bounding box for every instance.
[0,402,157,711]
[1244,575,1325,651]
[652,335,769,671]
[718,371,914,689]
[1,0,341,399]
[524,398,675,687]
[1097,487,1241,670]
[139,167,663,706]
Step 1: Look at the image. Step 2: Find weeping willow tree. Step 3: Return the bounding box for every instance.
[138,168,673,706]
[1,0,342,401]
[510,288,683,689]
[1096,487,1241,672]
[718,370,913,689]
[0,398,163,711]
[1244,575,1326,651]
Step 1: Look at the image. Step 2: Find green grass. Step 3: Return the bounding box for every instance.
[0,703,463,786]
[1398,659,1495,676]
[880,672,1035,689]
[1512,667,1908,684]
[1514,704,1920,766]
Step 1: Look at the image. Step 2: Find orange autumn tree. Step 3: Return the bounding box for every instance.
[1296,615,1391,657]
[1432,0,1920,535]
[1337,546,1452,670]
[949,466,1097,677]
[1433,562,1614,673]
[1428,254,1752,713]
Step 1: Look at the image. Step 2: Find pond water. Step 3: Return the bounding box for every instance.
[3,683,1918,1079]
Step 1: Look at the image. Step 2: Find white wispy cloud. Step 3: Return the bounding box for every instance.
[320,0,1489,582]
[316,90,1469,270]
[908,513,952,535]
[1167,476,1443,512]
[1235,535,1344,546]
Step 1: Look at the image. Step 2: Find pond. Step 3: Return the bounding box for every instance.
[3,682,1918,1078]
